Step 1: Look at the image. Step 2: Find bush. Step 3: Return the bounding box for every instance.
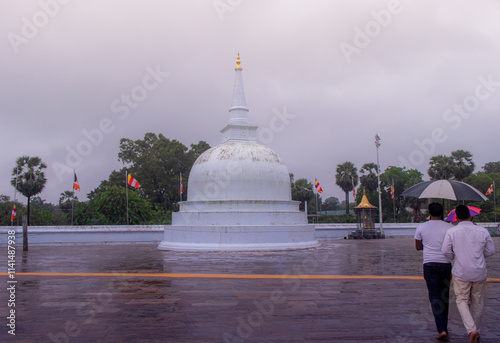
[149,209,172,225]
[318,214,357,223]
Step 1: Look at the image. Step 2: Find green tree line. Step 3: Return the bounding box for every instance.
[5,133,210,226]
[326,150,499,223]
[289,150,498,224]
[5,140,499,226]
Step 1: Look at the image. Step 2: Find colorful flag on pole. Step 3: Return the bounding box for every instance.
[315,179,323,194]
[390,182,394,199]
[180,173,183,196]
[11,204,16,222]
[352,178,356,198]
[73,171,80,191]
[127,174,141,189]
[486,182,495,195]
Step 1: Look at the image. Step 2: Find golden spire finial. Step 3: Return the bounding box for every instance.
[354,189,377,209]
[235,53,242,70]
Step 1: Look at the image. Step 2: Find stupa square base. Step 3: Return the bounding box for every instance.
[158,224,318,251]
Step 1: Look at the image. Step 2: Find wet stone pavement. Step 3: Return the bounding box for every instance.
[1,237,499,343]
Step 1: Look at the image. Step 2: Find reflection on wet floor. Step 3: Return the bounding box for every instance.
[0,238,498,342]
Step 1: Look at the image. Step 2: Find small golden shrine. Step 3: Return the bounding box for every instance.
[354,190,377,230]
[349,190,385,239]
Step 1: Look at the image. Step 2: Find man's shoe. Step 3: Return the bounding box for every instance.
[436,331,449,341]
[469,331,479,343]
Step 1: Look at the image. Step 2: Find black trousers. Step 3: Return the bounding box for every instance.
[423,262,452,334]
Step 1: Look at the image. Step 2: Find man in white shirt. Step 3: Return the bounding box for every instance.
[414,202,453,341]
[442,205,496,343]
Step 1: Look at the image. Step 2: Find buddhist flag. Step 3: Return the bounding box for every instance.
[390,180,394,199]
[486,182,495,195]
[127,174,141,189]
[352,178,356,198]
[180,173,183,196]
[11,204,16,222]
[315,179,323,194]
[73,171,80,191]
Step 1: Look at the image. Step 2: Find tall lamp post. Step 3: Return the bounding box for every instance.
[375,134,384,235]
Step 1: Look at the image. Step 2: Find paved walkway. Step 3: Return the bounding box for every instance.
[1,237,499,342]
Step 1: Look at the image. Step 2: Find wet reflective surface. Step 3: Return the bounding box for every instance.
[1,238,499,342]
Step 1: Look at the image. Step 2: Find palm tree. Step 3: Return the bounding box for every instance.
[11,156,47,250]
[360,163,378,193]
[335,162,358,214]
[291,178,314,212]
[59,190,79,214]
[483,161,500,174]
[428,155,455,180]
[451,150,475,181]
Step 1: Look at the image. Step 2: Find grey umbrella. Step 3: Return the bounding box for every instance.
[400,180,488,202]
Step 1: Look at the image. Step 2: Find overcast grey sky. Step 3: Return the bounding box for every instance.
[1,0,499,205]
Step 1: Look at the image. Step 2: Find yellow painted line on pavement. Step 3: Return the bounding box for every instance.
[1,272,499,283]
[0,272,495,282]
[3,272,422,280]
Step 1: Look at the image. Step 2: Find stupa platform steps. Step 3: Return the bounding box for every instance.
[172,210,307,226]
[159,223,318,251]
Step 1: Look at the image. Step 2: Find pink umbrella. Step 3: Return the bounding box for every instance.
[445,206,482,222]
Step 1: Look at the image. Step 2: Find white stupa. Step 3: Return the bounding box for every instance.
[158,55,318,251]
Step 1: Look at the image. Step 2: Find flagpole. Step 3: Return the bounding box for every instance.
[375,134,384,236]
[351,177,356,224]
[316,192,319,223]
[494,181,497,223]
[392,179,395,223]
[319,192,322,216]
[126,171,129,226]
[351,177,356,208]
[180,172,182,202]
[11,167,18,226]
[71,169,75,226]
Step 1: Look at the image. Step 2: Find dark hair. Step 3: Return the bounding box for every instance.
[428,202,444,217]
[455,205,471,220]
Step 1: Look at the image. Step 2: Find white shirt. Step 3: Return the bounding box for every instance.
[415,219,453,264]
[442,221,496,282]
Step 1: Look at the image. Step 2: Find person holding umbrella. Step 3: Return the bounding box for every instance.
[414,202,453,341]
[442,205,496,343]
[445,206,482,223]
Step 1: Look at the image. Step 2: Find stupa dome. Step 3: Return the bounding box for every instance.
[188,140,291,201]
[158,54,317,251]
